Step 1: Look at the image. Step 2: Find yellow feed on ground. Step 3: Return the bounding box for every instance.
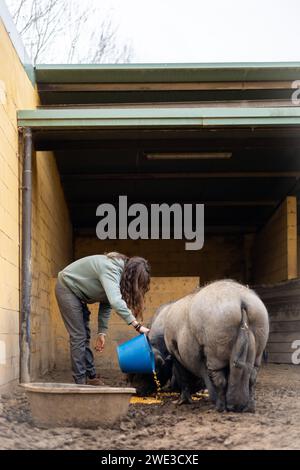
[130,397,162,405]
[130,369,209,405]
[130,391,209,405]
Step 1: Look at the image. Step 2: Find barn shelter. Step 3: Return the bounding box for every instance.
[1,5,300,391]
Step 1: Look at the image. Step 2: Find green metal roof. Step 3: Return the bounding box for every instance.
[35,62,300,105]
[18,107,300,129]
[35,62,300,83]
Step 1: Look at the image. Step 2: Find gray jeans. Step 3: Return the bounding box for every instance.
[55,279,96,384]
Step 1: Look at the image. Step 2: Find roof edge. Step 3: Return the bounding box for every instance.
[17,106,300,129]
[35,62,300,84]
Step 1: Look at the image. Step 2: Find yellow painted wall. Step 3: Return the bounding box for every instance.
[0,19,72,390]
[75,236,246,283]
[50,276,199,372]
[30,151,72,377]
[252,197,297,284]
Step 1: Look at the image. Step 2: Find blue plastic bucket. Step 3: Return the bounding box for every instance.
[117,334,155,374]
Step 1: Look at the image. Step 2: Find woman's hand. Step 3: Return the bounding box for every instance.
[95,334,105,353]
[139,325,150,335]
[131,320,150,335]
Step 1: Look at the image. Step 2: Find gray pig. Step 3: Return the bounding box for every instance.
[128,303,204,395]
[163,279,269,412]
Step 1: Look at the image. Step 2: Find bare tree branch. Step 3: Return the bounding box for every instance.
[6,0,133,64]
[11,0,27,24]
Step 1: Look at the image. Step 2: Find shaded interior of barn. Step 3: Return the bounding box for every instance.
[32,125,299,285]
[18,64,300,369]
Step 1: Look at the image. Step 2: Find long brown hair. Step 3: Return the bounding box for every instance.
[106,252,151,321]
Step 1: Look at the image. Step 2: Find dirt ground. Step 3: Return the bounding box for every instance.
[0,364,299,450]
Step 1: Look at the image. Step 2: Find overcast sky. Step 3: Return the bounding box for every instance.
[6,0,300,63]
[107,0,300,63]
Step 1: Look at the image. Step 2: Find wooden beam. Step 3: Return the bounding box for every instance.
[74,225,257,235]
[69,201,277,208]
[61,172,300,181]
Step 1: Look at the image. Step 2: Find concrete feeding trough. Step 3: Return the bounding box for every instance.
[22,382,136,428]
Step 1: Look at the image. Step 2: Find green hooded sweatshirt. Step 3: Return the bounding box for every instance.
[58,255,136,333]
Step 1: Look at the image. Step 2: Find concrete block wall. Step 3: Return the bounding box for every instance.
[0,18,37,391]
[0,18,72,390]
[75,236,246,283]
[50,276,199,372]
[30,152,72,377]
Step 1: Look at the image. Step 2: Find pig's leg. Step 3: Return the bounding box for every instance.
[244,332,258,413]
[198,362,217,404]
[207,368,227,412]
[172,359,194,405]
[245,366,258,413]
[205,349,228,411]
